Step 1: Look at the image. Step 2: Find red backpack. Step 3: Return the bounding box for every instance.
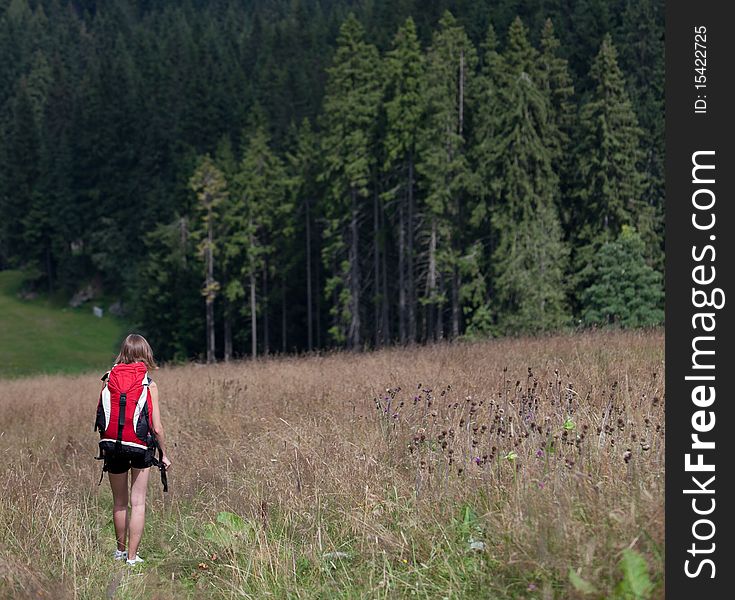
[94,362,168,490]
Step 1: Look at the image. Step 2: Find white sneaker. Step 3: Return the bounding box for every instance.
[126,554,144,566]
[114,549,128,561]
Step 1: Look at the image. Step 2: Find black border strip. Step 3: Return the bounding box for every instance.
[665,2,734,596]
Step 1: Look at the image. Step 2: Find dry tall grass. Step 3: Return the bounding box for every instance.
[0,329,664,599]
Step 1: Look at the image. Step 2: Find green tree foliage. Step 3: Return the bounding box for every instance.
[228,125,291,357]
[189,155,227,363]
[136,217,204,362]
[383,16,425,343]
[488,18,570,333]
[573,34,647,252]
[417,11,477,340]
[0,1,665,360]
[617,0,664,268]
[460,22,508,337]
[285,118,320,351]
[579,226,663,327]
[538,18,574,209]
[319,14,381,347]
[1,80,38,267]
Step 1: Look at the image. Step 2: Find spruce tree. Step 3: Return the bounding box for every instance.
[417,11,477,341]
[137,218,204,362]
[618,0,665,269]
[286,118,320,351]
[489,17,570,333]
[214,134,238,361]
[573,34,648,258]
[1,80,38,268]
[319,14,381,348]
[383,16,424,344]
[189,155,227,364]
[229,125,289,358]
[579,225,663,327]
[468,22,504,330]
[538,19,574,189]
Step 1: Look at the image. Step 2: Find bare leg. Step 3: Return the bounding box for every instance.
[109,472,129,552]
[127,467,150,559]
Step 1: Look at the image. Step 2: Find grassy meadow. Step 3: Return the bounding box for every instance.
[0,330,664,599]
[0,271,128,378]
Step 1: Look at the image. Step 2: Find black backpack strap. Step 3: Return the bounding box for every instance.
[114,392,127,453]
[158,445,168,492]
[149,444,168,493]
[97,455,108,485]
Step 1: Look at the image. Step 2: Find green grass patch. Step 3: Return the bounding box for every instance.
[0,270,129,378]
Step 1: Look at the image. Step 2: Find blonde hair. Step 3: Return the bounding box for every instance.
[115,333,157,369]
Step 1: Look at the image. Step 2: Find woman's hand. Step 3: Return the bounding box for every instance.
[162,455,172,470]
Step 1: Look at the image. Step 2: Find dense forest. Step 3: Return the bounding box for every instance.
[0,0,664,361]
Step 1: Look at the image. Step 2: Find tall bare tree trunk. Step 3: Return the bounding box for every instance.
[407,157,416,343]
[398,198,406,344]
[452,266,460,338]
[380,194,389,346]
[249,268,257,359]
[427,218,437,341]
[249,225,257,359]
[453,49,464,339]
[315,237,322,349]
[437,274,445,341]
[281,281,287,353]
[224,300,232,362]
[205,212,216,363]
[263,262,270,355]
[305,196,313,351]
[373,186,380,348]
[348,187,361,349]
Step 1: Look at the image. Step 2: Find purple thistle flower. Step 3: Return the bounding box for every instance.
[535,449,544,459]
[474,456,482,465]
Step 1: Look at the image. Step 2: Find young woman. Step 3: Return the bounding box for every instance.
[102,334,171,566]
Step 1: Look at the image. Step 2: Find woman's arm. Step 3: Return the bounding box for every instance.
[150,382,172,469]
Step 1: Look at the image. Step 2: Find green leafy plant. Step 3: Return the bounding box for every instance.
[615,549,654,600]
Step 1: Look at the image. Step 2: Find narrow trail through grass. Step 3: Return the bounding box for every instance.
[0,270,128,378]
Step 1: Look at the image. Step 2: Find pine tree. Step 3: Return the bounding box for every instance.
[468,22,504,327]
[489,17,570,333]
[579,225,663,327]
[137,217,204,362]
[189,155,227,364]
[286,118,319,351]
[566,0,613,88]
[383,16,424,344]
[417,11,477,341]
[214,134,238,361]
[538,19,574,182]
[36,53,76,292]
[319,14,381,348]
[0,80,38,268]
[228,125,289,358]
[573,34,648,259]
[618,0,665,269]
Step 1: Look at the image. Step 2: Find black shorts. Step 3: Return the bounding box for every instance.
[104,451,154,474]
